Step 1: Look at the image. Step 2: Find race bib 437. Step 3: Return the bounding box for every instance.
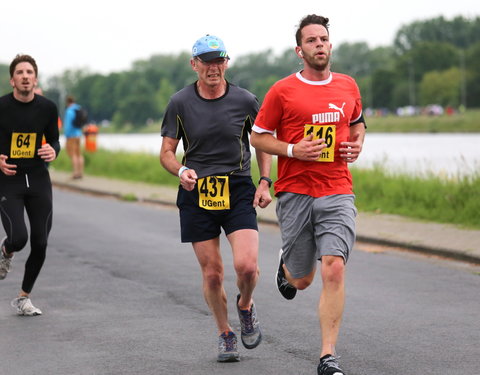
[197,176,230,210]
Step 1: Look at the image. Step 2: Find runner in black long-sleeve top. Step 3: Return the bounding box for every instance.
[0,54,60,316]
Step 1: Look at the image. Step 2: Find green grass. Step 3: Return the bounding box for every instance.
[53,148,179,186]
[365,109,480,133]
[52,148,480,229]
[350,166,480,229]
[53,148,277,188]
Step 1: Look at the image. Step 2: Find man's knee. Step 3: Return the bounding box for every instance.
[291,277,313,290]
[322,256,345,284]
[203,269,224,290]
[7,234,29,253]
[235,262,258,283]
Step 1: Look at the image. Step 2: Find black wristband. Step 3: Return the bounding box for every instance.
[258,176,272,187]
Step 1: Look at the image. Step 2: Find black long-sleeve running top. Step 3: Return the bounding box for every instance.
[0,93,60,172]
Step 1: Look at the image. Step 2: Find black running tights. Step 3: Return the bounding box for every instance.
[0,169,52,294]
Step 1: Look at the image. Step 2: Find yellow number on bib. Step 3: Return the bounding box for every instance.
[304,124,336,162]
[10,132,37,159]
[198,176,230,210]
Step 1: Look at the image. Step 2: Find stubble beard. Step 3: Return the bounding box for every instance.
[304,51,331,72]
[18,89,31,97]
[16,81,33,97]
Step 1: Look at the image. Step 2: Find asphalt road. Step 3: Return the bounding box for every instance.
[1,188,479,375]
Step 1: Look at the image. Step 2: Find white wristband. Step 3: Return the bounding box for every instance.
[178,166,189,178]
[287,143,295,158]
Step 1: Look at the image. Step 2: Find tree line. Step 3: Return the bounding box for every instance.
[1,15,480,127]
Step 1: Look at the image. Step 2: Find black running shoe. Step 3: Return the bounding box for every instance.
[276,249,297,300]
[317,354,345,375]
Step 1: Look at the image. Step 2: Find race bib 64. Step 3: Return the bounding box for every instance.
[10,132,37,158]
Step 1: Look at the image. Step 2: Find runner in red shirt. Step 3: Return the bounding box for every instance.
[251,14,366,375]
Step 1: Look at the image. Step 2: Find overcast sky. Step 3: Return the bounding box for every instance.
[2,0,479,81]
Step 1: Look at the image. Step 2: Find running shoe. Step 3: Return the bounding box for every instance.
[276,249,297,300]
[317,354,345,375]
[236,294,262,349]
[11,297,42,316]
[0,237,14,280]
[217,331,239,362]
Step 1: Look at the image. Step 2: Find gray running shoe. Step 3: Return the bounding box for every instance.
[11,297,42,316]
[0,237,14,280]
[217,331,239,362]
[317,354,345,375]
[276,249,297,300]
[236,294,262,349]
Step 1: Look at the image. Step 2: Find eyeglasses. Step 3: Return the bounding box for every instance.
[196,57,227,66]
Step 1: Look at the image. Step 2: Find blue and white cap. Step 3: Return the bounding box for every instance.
[192,35,229,61]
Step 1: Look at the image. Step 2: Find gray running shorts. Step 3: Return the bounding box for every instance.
[276,193,357,279]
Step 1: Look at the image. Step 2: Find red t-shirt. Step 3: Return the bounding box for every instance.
[254,72,363,197]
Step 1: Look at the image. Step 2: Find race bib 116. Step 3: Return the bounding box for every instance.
[304,124,336,162]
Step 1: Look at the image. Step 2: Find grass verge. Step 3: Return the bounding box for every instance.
[51,149,480,229]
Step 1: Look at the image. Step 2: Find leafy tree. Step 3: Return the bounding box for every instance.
[113,95,158,127]
[251,75,279,103]
[332,42,371,78]
[39,14,480,128]
[0,64,10,96]
[419,67,461,106]
[396,41,459,82]
[368,46,396,72]
[132,52,196,91]
[466,41,480,108]
[112,77,157,126]
[155,78,176,118]
[371,69,396,109]
[391,80,411,109]
[394,16,480,53]
[72,74,102,118]
[87,73,122,122]
[228,49,298,92]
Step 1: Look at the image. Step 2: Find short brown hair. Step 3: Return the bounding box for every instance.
[295,14,330,46]
[9,54,38,78]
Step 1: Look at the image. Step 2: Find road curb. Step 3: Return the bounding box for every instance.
[355,235,480,265]
[53,179,480,266]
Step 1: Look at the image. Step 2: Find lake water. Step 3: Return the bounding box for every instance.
[70,133,480,178]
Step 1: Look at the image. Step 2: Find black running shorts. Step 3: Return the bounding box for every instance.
[176,175,258,243]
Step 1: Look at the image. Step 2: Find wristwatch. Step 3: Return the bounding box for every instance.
[258,176,272,187]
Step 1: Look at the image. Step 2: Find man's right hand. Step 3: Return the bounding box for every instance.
[0,154,17,175]
[180,168,198,191]
[291,134,327,161]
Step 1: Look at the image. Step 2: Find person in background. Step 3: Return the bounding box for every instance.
[63,95,84,179]
[0,54,60,315]
[160,35,272,362]
[250,14,366,375]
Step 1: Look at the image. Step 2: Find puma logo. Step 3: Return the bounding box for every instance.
[312,102,346,124]
[328,102,346,117]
